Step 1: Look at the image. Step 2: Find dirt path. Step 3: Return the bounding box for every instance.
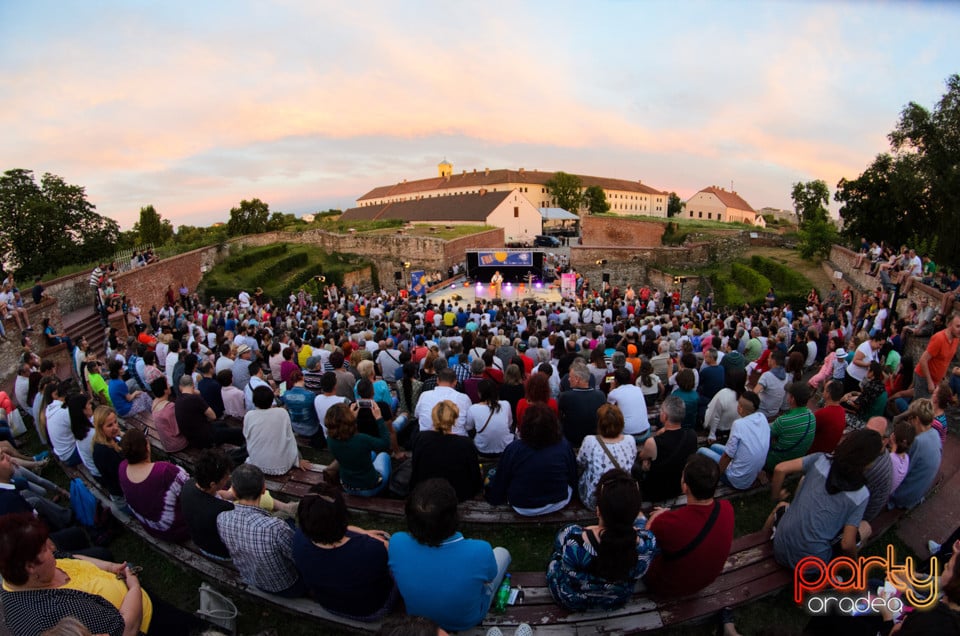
[748,246,835,292]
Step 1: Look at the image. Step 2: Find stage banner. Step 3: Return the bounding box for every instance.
[477,251,533,267]
[410,270,428,296]
[561,273,577,299]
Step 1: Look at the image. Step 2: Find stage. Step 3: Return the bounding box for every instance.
[427,278,564,305]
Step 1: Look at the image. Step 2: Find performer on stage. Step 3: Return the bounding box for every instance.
[490,270,504,299]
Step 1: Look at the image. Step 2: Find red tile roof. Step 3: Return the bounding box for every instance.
[698,186,756,213]
[341,190,514,223]
[357,169,666,201]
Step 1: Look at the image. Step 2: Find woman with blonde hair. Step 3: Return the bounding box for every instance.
[92,405,126,504]
[410,400,482,501]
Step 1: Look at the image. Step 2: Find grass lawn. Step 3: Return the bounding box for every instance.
[369,223,497,240]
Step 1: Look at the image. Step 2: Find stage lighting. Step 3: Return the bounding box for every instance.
[451,284,456,289]
[535,282,542,289]
[505,282,511,288]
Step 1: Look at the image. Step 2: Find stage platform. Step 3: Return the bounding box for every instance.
[427,278,564,305]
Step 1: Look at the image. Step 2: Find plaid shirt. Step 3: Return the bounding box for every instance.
[216,503,298,593]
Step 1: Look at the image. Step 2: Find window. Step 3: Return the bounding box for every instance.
[514,207,519,218]
[707,212,712,220]
[699,212,703,219]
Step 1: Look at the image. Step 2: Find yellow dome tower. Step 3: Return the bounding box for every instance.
[438,158,452,178]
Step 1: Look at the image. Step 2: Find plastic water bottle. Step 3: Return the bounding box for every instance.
[494,573,512,613]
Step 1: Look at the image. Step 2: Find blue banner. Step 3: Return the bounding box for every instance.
[477,251,533,267]
[410,270,428,296]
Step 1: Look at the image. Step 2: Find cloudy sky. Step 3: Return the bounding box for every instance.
[1,1,958,230]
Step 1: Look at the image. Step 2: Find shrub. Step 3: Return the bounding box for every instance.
[749,256,807,291]
[730,263,772,301]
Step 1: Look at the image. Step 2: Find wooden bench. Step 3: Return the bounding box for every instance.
[58,452,912,635]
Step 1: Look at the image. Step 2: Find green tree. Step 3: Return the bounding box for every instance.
[0,169,119,278]
[226,198,271,236]
[545,171,583,214]
[132,204,174,246]
[791,180,830,224]
[583,185,609,215]
[797,215,838,259]
[835,152,930,247]
[667,192,685,218]
[888,74,960,265]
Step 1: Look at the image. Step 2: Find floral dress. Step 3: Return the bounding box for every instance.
[576,435,637,509]
[546,519,656,611]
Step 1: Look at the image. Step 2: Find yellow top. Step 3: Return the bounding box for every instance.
[59,558,153,633]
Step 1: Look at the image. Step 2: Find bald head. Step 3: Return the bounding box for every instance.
[865,416,889,438]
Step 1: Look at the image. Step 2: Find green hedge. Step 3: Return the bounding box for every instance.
[258,252,309,282]
[730,263,772,301]
[709,273,745,308]
[225,244,288,273]
[749,255,807,291]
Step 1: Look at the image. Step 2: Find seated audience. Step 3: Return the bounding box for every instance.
[118,428,190,542]
[889,398,942,509]
[91,405,125,504]
[703,368,747,444]
[389,478,510,632]
[645,455,735,596]
[486,404,578,516]
[767,429,882,569]
[637,396,698,503]
[764,382,816,474]
[0,513,203,636]
[557,362,606,447]
[577,404,637,509]
[293,483,397,620]
[547,468,656,610]
[244,385,306,476]
[808,380,846,454]
[180,449,235,560]
[149,376,187,453]
[698,390,769,490]
[411,401,482,502]
[326,402,391,497]
[217,463,304,597]
[465,379,514,457]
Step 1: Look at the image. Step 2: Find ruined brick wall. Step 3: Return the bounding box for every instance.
[580,216,665,247]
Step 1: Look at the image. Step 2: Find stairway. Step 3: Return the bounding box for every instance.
[62,306,107,361]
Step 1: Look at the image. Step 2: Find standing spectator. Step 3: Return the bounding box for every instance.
[914,314,960,399]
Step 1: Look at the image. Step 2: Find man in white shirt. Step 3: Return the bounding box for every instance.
[413,368,472,436]
[606,368,650,438]
[698,391,770,489]
[314,372,350,437]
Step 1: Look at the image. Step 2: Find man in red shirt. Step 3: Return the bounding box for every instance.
[644,454,735,597]
[914,313,960,398]
[809,380,846,454]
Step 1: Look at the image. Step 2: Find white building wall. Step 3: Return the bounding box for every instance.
[485,191,542,244]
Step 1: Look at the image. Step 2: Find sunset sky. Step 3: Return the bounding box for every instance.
[1,1,958,230]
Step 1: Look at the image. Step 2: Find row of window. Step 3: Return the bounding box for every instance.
[689,210,720,220]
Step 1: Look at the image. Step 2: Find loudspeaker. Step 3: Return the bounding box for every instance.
[394,271,402,281]
[602,273,610,283]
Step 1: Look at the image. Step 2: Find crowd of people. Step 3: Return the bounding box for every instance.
[2,247,959,635]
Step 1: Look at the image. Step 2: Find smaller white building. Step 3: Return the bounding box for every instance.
[340,189,541,244]
[685,186,766,227]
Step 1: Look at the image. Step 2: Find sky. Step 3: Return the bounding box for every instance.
[1,0,958,230]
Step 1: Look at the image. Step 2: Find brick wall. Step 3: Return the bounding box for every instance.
[828,244,945,313]
[443,228,505,270]
[569,245,711,291]
[580,216,665,247]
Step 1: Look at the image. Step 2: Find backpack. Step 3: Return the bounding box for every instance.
[69,478,98,527]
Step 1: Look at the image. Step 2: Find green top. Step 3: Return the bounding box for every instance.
[327,418,390,489]
[765,407,815,472]
[88,372,112,405]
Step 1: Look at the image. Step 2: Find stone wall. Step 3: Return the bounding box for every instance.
[647,269,708,302]
[0,298,64,401]
[828,244,946,312]
[569,245,712,291]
